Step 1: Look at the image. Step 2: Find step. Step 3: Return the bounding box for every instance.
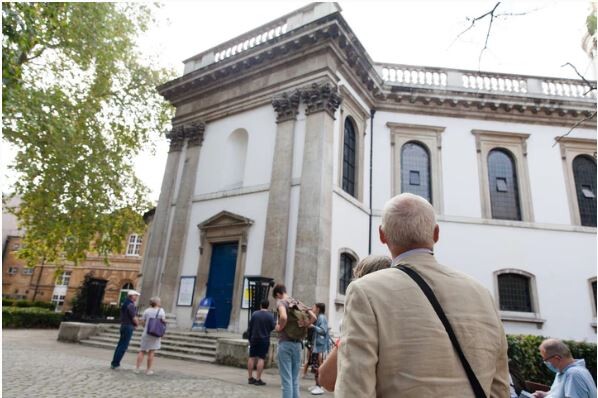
[86,336,216,357]
[98,330,218,343]
[88,335,217,350]
[98,326,220,340]
[79,340,215,363]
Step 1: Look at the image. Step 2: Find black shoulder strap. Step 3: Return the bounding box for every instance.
[396,265,487,398]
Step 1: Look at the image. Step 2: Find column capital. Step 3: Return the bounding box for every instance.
[301,82,342,118]
[185,121,206,147]
[272,90,301,123]
[166,126,185,152]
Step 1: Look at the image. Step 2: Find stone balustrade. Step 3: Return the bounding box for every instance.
[183,3,342,74]
[377,63,596,101]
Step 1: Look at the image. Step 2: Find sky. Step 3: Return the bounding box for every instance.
[2,1,595,202]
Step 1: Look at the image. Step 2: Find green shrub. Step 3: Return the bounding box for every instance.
[2,298,15,307]
[507,334,597,386]
[2,307,64,328]
[14,300,32,307]
[31,301,55,310]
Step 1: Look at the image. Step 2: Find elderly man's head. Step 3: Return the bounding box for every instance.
[379,193,438,254]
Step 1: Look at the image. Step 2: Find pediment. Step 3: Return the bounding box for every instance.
[197,211,253,230]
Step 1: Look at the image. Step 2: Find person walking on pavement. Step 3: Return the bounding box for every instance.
[247,299,276,386]
[273,283,316,398]
[110,289,140,369]
[135,296,166,375]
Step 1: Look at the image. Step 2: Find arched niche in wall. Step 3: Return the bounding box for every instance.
[222,128,249,190]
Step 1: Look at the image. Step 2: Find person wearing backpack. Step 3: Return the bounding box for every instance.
[273,284,316,398]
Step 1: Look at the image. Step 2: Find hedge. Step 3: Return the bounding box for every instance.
[507,334,597,386]
[2,307,64,328]
[2,299,55,310]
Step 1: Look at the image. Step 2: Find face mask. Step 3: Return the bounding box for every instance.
[544,361,559,374]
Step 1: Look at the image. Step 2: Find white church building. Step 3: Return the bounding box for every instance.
[140,3,597,342]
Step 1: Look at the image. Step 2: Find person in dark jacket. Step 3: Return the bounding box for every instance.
[247,299,275,386]
[110,290,140,369]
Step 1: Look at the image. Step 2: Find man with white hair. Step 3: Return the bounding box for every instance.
[335,193,509,397]
[110,289,140,369]
[532,339,596,398]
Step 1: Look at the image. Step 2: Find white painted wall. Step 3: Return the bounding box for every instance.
[195,105,277,195]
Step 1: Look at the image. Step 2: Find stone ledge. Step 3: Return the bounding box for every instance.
[57,322,101,343]
[215,338,278,369]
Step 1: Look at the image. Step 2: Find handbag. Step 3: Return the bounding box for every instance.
[147,308,166,337]
[396,264,487,398]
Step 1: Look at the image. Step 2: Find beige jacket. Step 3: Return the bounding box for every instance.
[335,253,509,398]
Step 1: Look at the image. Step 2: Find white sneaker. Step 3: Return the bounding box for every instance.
[308,386,317,392]
[146,370,154,376]
[133,368,141,374]
[311,386,325,395]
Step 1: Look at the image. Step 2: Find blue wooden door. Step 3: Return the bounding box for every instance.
[205,242,238,329]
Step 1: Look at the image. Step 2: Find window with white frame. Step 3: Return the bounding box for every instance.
[389,122,445,213]
[590,277,597,319]
[494,269,543,325]
[51,294,66,312]
[55,271,71,286]
[126,234,143,256]
[558,137,597,227]
[473,130,533,222]
[8,267,18,275]
[119,282,135,304]
[22,267,34,276]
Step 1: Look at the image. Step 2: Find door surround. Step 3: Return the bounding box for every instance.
[195,211,253,331]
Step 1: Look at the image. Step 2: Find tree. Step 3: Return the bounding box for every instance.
[2,3,173,267]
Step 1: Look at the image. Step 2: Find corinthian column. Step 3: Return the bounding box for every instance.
[139,126,185,307]
[261,90,301,284]
[292,82,342,304]
[159,121,206,313]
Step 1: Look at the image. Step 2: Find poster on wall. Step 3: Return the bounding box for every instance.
[176,276,196,307]
[241,277,250,309]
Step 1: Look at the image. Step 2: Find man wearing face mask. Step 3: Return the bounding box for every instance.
[532,339,596,398]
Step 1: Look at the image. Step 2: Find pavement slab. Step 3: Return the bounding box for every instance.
[2,329,329,398]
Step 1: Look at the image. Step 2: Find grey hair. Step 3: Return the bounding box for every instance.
[149,296,161,307]
[353,255,392,280]
[381,193,436,248]
[540,339,572,359]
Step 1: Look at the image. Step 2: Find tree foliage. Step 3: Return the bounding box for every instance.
[2,3,173,266]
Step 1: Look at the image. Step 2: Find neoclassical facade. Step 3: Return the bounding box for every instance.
[141,3,597,341]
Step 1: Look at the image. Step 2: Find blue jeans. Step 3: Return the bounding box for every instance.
[111,324,134,367]
[278,341,302,398]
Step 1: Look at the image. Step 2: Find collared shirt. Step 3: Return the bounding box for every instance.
[391,248,434,267]
[120,298,137,325]
[548,359,596,398]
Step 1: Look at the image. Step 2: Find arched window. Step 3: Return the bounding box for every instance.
[497,273,532,312]
[488,149,521,220]
[342,118,357,197]
[401,142,431,202]
[338,252,357,295]
[119,282,135,304]
[223,129,248,189]
[572,155,596,227]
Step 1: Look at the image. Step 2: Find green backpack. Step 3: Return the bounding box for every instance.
[283,298,310,341]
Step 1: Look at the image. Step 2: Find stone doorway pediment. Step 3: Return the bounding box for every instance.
[197,211,253,231]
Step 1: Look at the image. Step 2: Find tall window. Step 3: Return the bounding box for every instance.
[572,155,596,227]
[497,273,532,312]
[55,271,71,286]
[339,253,357,295]
[51,294,66,312]
[488,149,521,220]
[401,141,432,202]
[342,119,357,197]
[126,234,143,256]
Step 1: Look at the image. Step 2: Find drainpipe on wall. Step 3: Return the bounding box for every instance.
[32,259,45,302]
[368,109,376,254]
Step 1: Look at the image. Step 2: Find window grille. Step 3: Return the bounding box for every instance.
[498,273,532,312]
[488,149,521,220]
[126,234,143,256]
[401,142,431,202]
[342,119,357,197]
[339,253,356,295]
[572,155,597,227]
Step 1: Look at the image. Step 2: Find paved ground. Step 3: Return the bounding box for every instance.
[3,329,331,398]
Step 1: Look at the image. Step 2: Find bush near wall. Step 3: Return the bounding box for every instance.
[2,307,64,328]
[2,299,55,310]
[507,334,597,387]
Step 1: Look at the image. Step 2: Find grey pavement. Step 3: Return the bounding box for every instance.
[3,329,332,398]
